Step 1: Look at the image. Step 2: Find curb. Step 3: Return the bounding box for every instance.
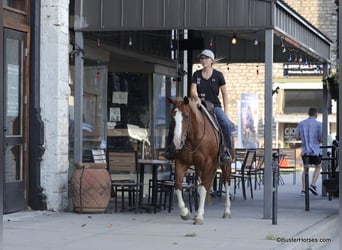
[274,213,338,250]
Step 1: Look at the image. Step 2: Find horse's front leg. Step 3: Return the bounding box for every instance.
[174,166,191,220]
[193,184,206,225]
[175,189,191,220]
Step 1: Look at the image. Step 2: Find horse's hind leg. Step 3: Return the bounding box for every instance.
[221,163,232,219]
[222,182,231,218]
[175,189,191,220]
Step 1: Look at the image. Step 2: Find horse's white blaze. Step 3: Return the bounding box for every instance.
[173,108,183,149]
[175,189,189,217]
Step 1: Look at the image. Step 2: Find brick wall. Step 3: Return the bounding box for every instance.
[204,0,338,147]
[40,0,70,211]
[284,0,337,68]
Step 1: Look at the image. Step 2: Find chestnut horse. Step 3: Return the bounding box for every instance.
[167,96,232,225]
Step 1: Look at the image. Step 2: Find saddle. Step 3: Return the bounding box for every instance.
[199,100,228,165]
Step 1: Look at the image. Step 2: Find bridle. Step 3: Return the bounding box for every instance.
[182,103,207,154]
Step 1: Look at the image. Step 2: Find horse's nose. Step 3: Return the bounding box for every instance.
[173,138,181,149]
[173,138,185,150]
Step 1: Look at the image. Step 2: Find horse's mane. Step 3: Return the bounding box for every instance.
[187,97,204,122]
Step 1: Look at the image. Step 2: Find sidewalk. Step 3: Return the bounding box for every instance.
[3,171,339,250]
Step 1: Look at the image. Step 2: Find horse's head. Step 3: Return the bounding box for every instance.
[167,96,194,150]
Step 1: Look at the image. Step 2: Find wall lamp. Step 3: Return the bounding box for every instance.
[253,38,259,46]
[231,33,237,45]
[128,35,133,46]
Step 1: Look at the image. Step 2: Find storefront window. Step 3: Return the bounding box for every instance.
[106,72,151,157]
[69,66,107,163]
[3,0,26,12]
[106,72,177,158]
[152,73,176,156]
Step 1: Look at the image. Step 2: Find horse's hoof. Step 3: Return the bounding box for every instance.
[223,212,231,219]
[193,218,204,225]
[180,212,192,220]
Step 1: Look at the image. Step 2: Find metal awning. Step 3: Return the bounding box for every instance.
[74,0,332,63]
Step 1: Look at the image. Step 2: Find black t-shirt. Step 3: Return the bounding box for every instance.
[192,69,226,107]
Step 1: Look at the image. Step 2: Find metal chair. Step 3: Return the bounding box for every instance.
[107,150,142,213]
[278,148,297,185]
[231,149,256,200]
[149,168,198,213]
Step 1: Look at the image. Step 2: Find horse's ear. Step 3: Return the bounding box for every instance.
[183,96,189,104]
[167,96,174,104]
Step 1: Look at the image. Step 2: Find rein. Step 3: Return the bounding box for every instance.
[183,105,207,154]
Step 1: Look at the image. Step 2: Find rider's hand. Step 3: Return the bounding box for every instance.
[195,98,201,107]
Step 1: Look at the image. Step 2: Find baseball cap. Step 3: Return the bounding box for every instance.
[199,49,215,60]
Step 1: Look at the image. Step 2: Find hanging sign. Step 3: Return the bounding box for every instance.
[283,63,323,77]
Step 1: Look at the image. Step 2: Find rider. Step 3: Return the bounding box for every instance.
[164,49,234,162]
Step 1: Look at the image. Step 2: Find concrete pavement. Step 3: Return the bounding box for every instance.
[3,170,339,250]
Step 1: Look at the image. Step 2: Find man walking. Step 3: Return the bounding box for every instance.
[295,107,322,196]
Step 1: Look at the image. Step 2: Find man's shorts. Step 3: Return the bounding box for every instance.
[301,155,322,165]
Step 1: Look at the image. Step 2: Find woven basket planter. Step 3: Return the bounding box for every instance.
[70,162,111,213]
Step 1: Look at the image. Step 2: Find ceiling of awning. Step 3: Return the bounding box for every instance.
[73,0,332,64]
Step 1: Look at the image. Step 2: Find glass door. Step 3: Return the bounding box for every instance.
[152,73,177,157]
[3,28,26,213]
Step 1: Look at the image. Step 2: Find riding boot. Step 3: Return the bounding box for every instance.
[163,143,176,160]
[220,148,231,163]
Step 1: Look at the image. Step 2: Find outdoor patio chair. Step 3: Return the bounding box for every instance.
[231,149,256,200]
[107,150,142,213]
[147,160,175,212]
[278,148,297,184]
[148,166,198,213]
[254,148,265,189]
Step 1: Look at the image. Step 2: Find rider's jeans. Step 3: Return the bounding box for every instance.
[214,107,233,151]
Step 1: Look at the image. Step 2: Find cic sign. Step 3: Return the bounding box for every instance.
[283,126,297,142]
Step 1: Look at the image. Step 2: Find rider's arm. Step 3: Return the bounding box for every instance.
[220,85,229,115]
[190,83,201,105]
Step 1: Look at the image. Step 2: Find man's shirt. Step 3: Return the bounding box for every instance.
[295,117,322,156]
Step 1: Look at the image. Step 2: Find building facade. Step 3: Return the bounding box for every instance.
[210,0,338,151]
[40,0,70,211]
[1,0,336,212]
[2,0,70,213]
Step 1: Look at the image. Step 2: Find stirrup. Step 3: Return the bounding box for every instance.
[220,149,232,163]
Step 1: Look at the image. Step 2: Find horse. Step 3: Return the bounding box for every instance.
[167,96,233,225]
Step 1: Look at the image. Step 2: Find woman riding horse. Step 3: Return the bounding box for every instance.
[165,49,234,162]
[167,96,232,225]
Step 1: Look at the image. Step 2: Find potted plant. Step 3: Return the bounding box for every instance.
[325,71,339,100]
